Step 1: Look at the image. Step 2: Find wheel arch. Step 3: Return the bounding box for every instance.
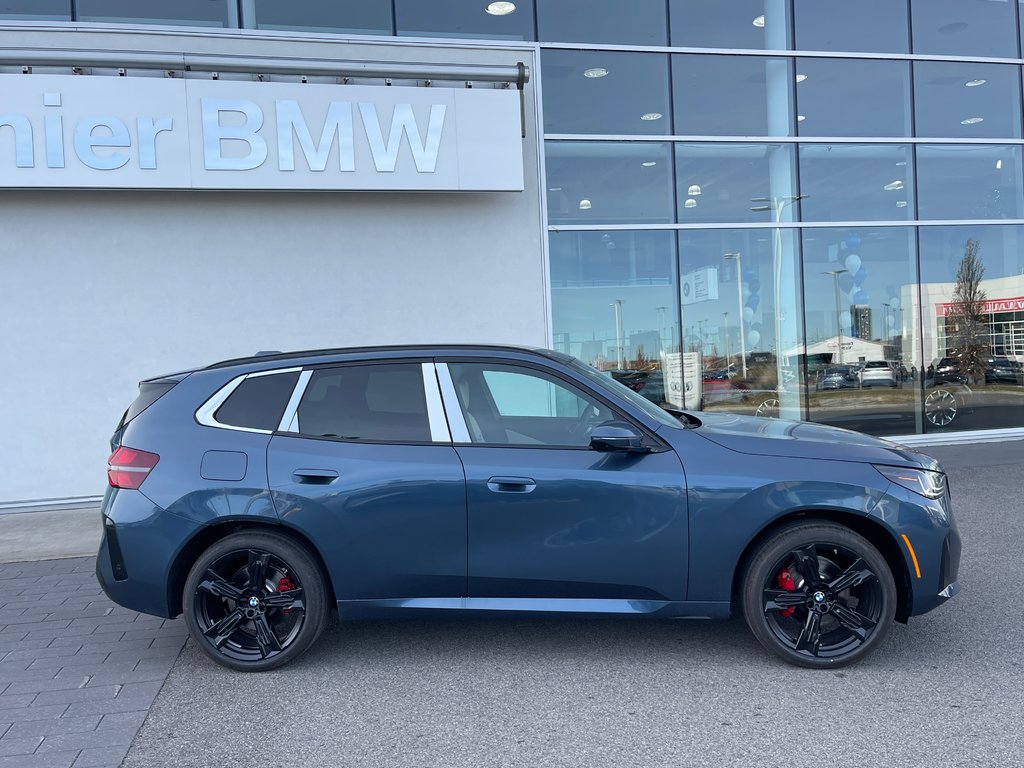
[165,519,337,618]
[730,509,912,623]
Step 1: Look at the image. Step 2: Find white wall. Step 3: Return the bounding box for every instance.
[0,27,545,504]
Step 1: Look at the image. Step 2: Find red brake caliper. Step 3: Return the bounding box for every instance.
[276,576,295,615]
[776,567,797,618]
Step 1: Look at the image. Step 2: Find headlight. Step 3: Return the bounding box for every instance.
[874,465,947,499]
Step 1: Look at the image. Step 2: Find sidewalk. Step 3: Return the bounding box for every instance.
[0,510,101,565]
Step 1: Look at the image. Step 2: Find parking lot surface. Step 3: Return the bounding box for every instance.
[116,442,1022,768]
[2,442,1021,768]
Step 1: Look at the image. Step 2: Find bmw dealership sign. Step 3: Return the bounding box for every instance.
[0,74,524,191]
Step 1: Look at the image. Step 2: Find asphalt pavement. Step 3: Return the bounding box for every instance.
[119,441,1024,768]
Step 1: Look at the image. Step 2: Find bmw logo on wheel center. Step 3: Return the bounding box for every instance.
[95,345,961,672]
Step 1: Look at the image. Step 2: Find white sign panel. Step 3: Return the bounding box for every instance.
[662,352,702,410]
[681,266,719,305]
[0,74,524,191]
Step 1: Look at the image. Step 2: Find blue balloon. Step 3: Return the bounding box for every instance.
[743,268,757,281]
[845,233,862,249]
[746,293,761,310]
[751,322,763,332]
[747,279,761,294]
[854,290,869,303]
[839,274,855,294]
[854,266,868,285]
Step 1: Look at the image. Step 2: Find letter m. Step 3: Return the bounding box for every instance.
[276,100,354,172]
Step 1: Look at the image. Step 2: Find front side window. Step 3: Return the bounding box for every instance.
[447,363,620,447]
[295,364,431,443]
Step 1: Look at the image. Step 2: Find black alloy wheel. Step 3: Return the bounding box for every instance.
[183,531,328,672]
[741,522,896,668]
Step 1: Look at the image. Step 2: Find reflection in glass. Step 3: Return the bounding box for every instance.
[395,0,535,40]
[541,50,671,136]
[550,230,679,399]
[672,55,792,137]
[670,0,791,50]
[795,58,911,137]
[76,0,236,26]
[910,0,1017,58]
[918,225,1024,431]
[678,228,804,419]
[0,0,69,19]
[802,228,920,436]
[247,0,392,34]
[916,145,1024,220]
[914,62,1021,140]
[546,142,674,225]
[793,0,908,54]
[538,0,667,45]
[798,144,914,222]
[676,144,798,224]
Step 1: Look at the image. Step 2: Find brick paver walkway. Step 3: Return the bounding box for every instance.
[0,558,187,768]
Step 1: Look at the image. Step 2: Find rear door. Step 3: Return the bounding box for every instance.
[267,361,467,600]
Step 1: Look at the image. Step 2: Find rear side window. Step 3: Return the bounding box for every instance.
[296,364,430,442]
[215,372,300,432]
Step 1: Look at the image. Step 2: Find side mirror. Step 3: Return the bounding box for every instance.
[590,423,647,453]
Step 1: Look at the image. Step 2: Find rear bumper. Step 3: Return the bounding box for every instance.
[95,488,202,619]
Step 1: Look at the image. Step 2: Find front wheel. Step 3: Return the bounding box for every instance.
[183,531,328,672]
[741,522,896,668]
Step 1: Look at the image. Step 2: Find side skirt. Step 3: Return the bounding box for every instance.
[336,597,731,621]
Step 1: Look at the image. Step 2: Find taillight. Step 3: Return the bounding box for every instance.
[107,447,160,490]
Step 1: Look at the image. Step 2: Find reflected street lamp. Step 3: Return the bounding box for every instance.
[722,311,730,372]
[823,268,849,365]
[723,252,747,377]
[610,299,625,369]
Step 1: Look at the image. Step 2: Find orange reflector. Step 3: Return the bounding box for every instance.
[901,534,922,579]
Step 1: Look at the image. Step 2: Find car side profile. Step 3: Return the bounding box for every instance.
[96,346,961,671]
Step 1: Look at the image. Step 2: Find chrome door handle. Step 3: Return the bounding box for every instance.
[486,476,536,493]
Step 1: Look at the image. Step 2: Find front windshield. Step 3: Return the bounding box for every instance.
[557,355,685,429]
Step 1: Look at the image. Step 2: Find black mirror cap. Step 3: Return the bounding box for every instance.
[590,423,648,453]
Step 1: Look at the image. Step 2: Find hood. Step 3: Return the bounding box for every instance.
[691,412,941,471]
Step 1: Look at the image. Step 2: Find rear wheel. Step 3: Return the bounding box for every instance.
[741,522,896,668]
[183,531,328,672]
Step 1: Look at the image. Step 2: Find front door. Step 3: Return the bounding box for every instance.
[267,361,466,600]
[439,360,688,602]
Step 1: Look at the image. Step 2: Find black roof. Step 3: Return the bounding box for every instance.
[204,344,560,371]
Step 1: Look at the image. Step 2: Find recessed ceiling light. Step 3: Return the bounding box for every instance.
[640,112,663,121]
[684,198,698,209]
[752,15,765,27]
[642,161,657,167]
[578,198,592,210]
[895,161,907,166]
[896,201,908,208]
[961,116,984,125]
[548,186,562,192]
[687,184,702,196]
[965,79,987,87]
[996,159,1003,169]
[797,115,806,122]
[583,67,608,79]
[884,180,905,191]
[795,74,808,83]
[485,2,516,16]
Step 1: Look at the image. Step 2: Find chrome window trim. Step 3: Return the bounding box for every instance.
[549,219,1024,231]
[422,362,453,443]
[435,363,471,443]
[277,369,313,433]
[545,134,1024,144]
[195,367,302,434]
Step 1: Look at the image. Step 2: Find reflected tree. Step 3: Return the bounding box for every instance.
[946,239,989,383]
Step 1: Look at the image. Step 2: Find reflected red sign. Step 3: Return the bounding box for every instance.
[936,296,1024,316]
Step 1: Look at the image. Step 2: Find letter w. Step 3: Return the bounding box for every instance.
[359,103,445,173]
[276,100,354,172]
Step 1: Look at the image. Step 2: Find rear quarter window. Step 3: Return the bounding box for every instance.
[214,372,300,432]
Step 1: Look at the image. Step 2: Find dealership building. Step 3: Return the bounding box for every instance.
[3,1,1024,508]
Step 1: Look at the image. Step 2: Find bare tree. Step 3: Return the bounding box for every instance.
[946,239,989,383]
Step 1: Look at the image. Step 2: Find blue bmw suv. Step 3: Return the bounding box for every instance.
[97,345,960,671]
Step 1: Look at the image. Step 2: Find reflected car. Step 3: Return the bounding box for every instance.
[985,357,1024,385]
[858,361,898,388]
[97,345,960,673]
[817,367,858,391]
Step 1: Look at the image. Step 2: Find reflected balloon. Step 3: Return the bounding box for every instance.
[845,254,862,273]
[854,266,868,285]
[854,290,869,303]
[747,330,761,347]
[746,293,761,310]
[743,306,755,324]
[839,274,855,293]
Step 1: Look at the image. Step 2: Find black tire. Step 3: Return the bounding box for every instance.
[183,531,328,672]
[741,521,896,669]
